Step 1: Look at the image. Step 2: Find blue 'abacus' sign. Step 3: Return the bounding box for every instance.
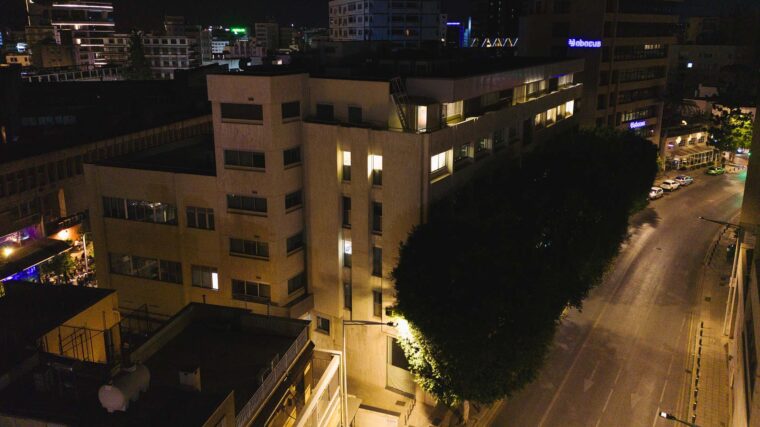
[567,38,602,48]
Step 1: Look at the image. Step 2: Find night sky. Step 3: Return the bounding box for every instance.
[0,0,468,31]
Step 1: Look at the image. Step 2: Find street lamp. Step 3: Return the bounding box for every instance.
[342,319,397,424]
[659,411,698,426]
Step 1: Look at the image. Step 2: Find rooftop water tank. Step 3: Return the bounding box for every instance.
[98,364,150,413]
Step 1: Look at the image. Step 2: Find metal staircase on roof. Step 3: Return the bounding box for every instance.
[390,76,411,132]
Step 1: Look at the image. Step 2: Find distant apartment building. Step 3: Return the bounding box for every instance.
[26,0,115,69]
[164,16,213,64]
[85,54,583,425]
[519,0,679,146]
[328,0,445,47]
[255,22,280,52]
[103,33,200,79]
[0,68,211,250]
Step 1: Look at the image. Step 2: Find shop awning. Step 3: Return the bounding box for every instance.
[669,145,717,160]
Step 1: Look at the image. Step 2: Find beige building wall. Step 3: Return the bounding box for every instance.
[41,291,120,364]
[87,65,582,422]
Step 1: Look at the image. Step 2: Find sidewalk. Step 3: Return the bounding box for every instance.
[685,227,734,427]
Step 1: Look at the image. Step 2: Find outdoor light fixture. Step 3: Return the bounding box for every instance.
[2,247,14,258]
[687,62,693,68]
[659,410,697,426]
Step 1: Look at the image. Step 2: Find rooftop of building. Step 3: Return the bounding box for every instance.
[93,134,216,176]
[216,48,578,81]
[0,68,212,165]
[0,281,114,374]
[0,303,311,426]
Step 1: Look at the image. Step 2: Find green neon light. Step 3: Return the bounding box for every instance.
[230,27,247,35]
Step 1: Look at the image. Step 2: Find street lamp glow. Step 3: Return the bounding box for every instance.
[2,247,14,258]
[395,317,413,340]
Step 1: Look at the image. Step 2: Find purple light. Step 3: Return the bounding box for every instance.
[447,22,462,26]
[629,120,646,129]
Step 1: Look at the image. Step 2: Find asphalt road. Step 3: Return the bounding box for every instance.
[490,171,746,427]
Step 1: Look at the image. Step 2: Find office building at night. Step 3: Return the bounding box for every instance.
[519,0,679,146]
[328,0,445,47]
[25,0,115,69]
[85,54,583,424]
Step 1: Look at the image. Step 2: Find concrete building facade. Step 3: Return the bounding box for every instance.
[519,0,679,146]
[85,57,583,424]
[328,0,445,47]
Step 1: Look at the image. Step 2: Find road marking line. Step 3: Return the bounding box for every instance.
[602,389,614,413]
[614,366,623,384]
[652,406,661,427]
[589,360,600,381]
[659,379,669,402]
[536,249,641,427]
[595,415,604,427]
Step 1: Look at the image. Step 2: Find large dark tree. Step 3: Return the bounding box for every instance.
[124,31,153,80]
[392,128,658,405]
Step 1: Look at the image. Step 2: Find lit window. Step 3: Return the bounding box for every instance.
[431,152,447,173]
[342,151,352,181]
[343,239,352,267]
[565,100,575,116]
[370,155,382,186]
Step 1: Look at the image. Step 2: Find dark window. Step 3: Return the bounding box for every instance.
[109,253,182,284]
[230,238,270,259]
[316,316,330,334]
[191,265,218,289]
[287,232,304,253]
[348,106,363,124]
[126,199,178,224]
[372,246,382,277]
[282,101,300,120]
[476,137,489,153]
[227,194,267,214]
[288,272,307,294]
[373,289,382,317]
[316,103,334,121]
[284,146,302,166]
[103,197,126,219]
[597,94,607,110]
[372,202,382,234]
[224,150,265,169]
[232,279,271,302]
[220,103,263,122]
[747,308,758,398]
[389,338,410,370]
[344,281,352,309]
[285,190,303,210]
[186,207,214,230]
[342,196,351,228]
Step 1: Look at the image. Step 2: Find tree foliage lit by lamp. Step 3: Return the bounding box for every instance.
[392,128,659,405]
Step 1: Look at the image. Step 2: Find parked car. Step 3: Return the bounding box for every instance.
[660,180,680,191]
[649,187,664,200]
[674,175,694,186]
[706,166,725,175]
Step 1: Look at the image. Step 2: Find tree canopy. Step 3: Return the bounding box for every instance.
[709,107,754,154]
[392,128,658,405]
[124,31,153,80]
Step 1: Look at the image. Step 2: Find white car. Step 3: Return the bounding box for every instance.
[660,180,680,191]
[674,175,694,186]
[649,187,664,200]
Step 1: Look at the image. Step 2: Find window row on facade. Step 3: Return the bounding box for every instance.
[223,146,302,170]
[109,251,307,301]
